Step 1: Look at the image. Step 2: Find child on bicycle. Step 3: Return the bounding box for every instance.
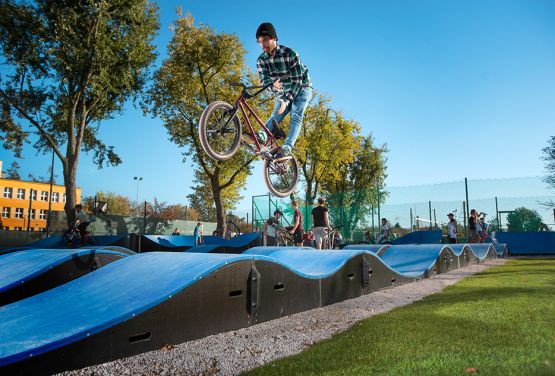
[255,22,312,161]
[74,204,90,239]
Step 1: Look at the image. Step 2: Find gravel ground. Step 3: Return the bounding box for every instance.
[61,258,507,376]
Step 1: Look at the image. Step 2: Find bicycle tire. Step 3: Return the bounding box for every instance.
[199,101,242,161]
[263,153,299,198]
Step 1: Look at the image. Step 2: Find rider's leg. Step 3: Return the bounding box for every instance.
[259,98,290,141]
[281,87,312,155]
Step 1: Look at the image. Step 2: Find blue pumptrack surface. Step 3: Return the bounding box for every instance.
[0,249,130,294]
[0,252,258,366]
[392,230,443,244]
[144,233,260,252]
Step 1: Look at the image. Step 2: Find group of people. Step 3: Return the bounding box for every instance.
[263,197,338,249]
[172,222,204,245]
[446,209,489,243]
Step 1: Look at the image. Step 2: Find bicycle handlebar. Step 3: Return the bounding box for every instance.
[230,75,290,98]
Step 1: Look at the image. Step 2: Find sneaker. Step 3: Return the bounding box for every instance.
[272,147,291,161]
[272,120,286,139]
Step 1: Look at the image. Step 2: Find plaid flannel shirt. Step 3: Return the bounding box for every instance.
[256,45,311,105]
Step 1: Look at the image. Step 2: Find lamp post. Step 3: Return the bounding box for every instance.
[134,176,143,217]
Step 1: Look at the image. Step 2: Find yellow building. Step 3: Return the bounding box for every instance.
[0,160,81,231]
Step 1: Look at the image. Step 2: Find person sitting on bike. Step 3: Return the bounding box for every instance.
[263,209,282,246]
[255,22,312,161]
[376,218,391,244]
[311,197,331,250]
[74,204,90,239]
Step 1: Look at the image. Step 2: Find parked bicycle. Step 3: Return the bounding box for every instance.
[275,227,294,246]
[198,77,299,197]
[322,226,343,249]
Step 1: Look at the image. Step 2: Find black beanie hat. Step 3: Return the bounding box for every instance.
[256,22,277,40]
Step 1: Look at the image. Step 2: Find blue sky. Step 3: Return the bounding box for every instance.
[1,0,554,212]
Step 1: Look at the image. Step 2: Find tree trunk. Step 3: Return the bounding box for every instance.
[63,153,79,226]
[210,175,226,237]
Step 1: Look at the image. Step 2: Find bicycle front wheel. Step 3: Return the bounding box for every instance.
[263,154,299,198]
[199,101,242,161]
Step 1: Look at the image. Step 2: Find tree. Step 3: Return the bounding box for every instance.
[147,14,264,235]
[321,136,388,239]
[542,136,555,208]
[6,161,20,179]
[295,94,360,204]
[0,0,159,224]
[506,207,546,232]
[83,191,131,216]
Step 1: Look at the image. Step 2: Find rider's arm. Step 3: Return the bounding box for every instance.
[256,58,275,91]
[281,49,304,104]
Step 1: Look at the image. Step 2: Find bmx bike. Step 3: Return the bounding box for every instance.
[198,77,299,198]
[62,221,98,247]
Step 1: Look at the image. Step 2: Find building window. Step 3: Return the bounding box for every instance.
[30,190,37,201]
[41,191,48,202]
[63,192,67,203]
[39,227,46,232]
[3,187,13,199]
[51,192,59,203]
[17,188,25,200]
[29,208,36,220]
[2,207,10,218]
[39,209,47,220]
[14,227,23,231]
[15,208,24,219]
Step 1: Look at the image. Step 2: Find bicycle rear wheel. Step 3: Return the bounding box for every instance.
[263,154,299,198]
[199,101,242,161]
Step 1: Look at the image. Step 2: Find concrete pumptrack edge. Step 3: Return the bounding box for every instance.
[0,239,504,375]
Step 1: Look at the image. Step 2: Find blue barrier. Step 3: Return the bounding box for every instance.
[392,230,443,245]
[492,232,555,255]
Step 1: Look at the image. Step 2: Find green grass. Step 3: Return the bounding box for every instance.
[244,259,555,375]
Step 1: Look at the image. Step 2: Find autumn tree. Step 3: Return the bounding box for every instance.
[295,94,360,204]
[147,14,264,235]
[0,0,159,224]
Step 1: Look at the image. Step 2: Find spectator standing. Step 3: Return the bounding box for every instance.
[468,209,481,243]
[288,200,304,246]
[446,213,458,244]
[263,210,282,246]
[479,217,489,242]
[311,197,331,249]
[376,218,391,244]
[194,222,204,245]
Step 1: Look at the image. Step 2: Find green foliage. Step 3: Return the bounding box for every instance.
[542,136,555,209]
[295,94,361,204]
[506,207,546,232]
[321,136,388,238]
[6,161,20,179]
[147,14,262,234]
[246,259,555,375]
[0,0,159,221]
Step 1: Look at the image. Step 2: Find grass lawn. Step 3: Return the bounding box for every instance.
[244,259,555,375]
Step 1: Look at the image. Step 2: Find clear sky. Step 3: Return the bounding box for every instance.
[1,0,554,212]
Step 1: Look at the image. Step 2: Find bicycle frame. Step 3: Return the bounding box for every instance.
[220,81,280,153]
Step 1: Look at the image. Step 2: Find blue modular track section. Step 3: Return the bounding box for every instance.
[392,230,443,245]
[144,233,260,252]
[0,252,260,366]
[379,245,447,277]
[243,247,367,279]
[0,249,130,294]
[342,244,386,253]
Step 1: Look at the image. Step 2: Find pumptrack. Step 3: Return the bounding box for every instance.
[0,243,499,375]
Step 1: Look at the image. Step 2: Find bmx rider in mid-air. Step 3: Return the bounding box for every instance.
[255,22,312,161]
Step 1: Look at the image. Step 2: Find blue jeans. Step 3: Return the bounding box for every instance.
[265,87,312,151]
